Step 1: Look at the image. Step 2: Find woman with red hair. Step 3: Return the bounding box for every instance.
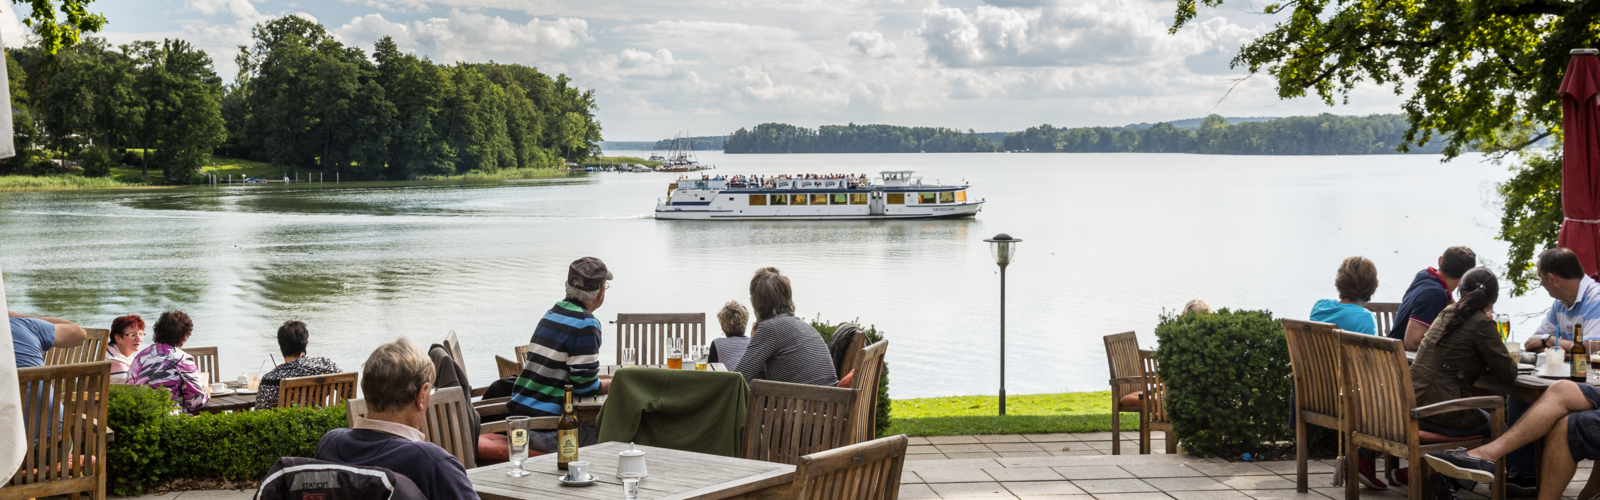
[107,314,145,384]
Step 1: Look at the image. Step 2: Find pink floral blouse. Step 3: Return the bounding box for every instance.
[126,344,210,414]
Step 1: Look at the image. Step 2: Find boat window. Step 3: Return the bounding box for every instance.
[920,192,937,204]
[791,194,808,205]
[832,193,848,205]
[771,194,787,205]
[850,193,868,205]
[957,191,967,202]
[939,192,955,203]
[750,195,767,206]
[887,193,904,204]
[811,194,828,205]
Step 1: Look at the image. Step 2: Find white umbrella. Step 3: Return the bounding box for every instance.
[0,266,24,480]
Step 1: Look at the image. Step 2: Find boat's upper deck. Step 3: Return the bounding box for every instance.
[676,171,963,191]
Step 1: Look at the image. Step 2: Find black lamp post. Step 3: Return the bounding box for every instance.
[983,233,1021,415]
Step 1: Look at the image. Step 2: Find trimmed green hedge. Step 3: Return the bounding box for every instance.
[108,385,348,495]
[811,318,892,439]
[1153,309,1292,457]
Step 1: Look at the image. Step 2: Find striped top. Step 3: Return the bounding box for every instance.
[507,300,602,417]
[1535,275,1600,341]
[734,313,838,387]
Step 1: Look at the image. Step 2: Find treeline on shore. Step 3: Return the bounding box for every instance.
[0,16,602,183]
[723,114,1448,155]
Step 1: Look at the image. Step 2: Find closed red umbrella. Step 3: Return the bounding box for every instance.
[1558,48,1600,279]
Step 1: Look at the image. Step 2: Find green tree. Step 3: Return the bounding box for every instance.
[134,39,225,183]
[1169,0,1577,292]
[15,0,107,54]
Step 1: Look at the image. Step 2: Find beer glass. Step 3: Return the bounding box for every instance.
[666,338,683,369]
[1496,314,1512,341]
[506,416,531,477]
[621,347,636,368]
[695,345,709,370]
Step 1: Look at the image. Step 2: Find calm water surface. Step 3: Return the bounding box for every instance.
[0,151,1550,398]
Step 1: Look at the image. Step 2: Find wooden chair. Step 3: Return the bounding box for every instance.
[44,328,109,366]
[495,355,521,380]
[277,371,359,409]
[4,361,111,500]
[442,331,467,374]
[1339,331,1506,500]
[186,346,219,386]
[743,379,856,465]
[1364,302,1400,337]
[784,434,908,500]
[1103,331,1143,455]
[514,344,530,365]
[1138,350,1176,455]
[615,313,705,366]
[847,340,888,445]
[1283,319,1345,492]
[836,333,867,380]
[348,387,558,469]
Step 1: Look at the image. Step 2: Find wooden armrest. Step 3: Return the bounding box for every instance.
[482,420,507,435]
[1411,396,1505,419]
[476,396,511,407]
[471,386,487,398]
[476,403,509,418]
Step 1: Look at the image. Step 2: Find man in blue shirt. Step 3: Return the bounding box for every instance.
[1388,246,1475,351]
[1526,247,1600,353]
[315,339,477,500]
[9,310,86,368]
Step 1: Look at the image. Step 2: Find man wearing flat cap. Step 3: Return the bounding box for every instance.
[506,257,613,452]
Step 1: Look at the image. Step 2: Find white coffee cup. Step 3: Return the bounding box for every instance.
[567,461,589,481]
[211,382,228,394]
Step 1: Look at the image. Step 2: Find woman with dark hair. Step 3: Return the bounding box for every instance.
[254,320,341,410]
[106,314,145,384]
[126,311,210,414]
[1411,268,1519,437]
[1311,256,1380,334]
[733,267,838,387]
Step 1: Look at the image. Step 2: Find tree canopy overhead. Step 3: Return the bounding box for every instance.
[14,0,106,53]
[1170,0,1593,293]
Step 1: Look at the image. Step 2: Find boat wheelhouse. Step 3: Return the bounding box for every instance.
[653,171,982,220]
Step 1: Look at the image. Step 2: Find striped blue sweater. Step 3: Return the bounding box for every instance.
[506,300,602,417]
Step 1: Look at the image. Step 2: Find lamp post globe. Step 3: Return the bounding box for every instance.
[982,233,1021,415]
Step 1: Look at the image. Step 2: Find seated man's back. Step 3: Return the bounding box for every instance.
[315,423,477,500]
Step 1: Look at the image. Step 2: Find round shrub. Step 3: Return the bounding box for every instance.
[1153,308,1292,457]
[80,146,115,177]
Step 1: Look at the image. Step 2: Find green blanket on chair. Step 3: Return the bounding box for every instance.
[594,368,748,457]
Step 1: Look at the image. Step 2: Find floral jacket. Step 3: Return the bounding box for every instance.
[127,344,210,414]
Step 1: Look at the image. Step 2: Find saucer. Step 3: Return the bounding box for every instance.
[558,473,596,487]
[210,389,234,396]
[234,389,258,395]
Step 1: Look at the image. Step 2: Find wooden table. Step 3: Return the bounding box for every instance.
[468,442,793,500]
[201,381,257,414]
[1405,350,1577,402]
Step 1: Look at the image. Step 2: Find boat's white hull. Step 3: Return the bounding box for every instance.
[655,193,983,220]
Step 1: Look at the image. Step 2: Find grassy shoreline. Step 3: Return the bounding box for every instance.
[889,391,1135,436]
[0,175,152,192]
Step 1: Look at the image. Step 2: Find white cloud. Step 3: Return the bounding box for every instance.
[846,30,895,58]
[919,0,1213,68]
[809,61,851,79]
[334,10,590,62]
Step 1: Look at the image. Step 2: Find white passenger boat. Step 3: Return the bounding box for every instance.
[654,171,983,220]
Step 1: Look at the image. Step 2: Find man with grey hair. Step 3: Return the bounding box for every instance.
[735,267,837,387]
[314,338,475,500]
[506,256,611,452]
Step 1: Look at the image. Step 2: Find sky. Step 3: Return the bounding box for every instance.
[1,0,1414,140]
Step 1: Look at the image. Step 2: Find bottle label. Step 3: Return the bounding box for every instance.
[1579,360,1590,378]
[511,429,527,447]
[559,430,579,461]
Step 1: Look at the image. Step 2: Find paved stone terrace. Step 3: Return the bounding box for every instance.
[115,432,1596,499]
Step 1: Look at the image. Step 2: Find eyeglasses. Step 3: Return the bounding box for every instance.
[605,282,611,290]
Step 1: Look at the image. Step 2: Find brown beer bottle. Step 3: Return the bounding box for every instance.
[557,385,579,470]
[1574,324,1589,379]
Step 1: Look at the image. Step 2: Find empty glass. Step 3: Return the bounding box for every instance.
[506,416,531,477]
[621,472,644,499]
[621,347,636,368]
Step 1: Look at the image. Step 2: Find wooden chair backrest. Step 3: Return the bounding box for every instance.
[6,361,110,500]
[1283,319,1342,420]
[1103,331,1143,388]
[744,380,857,465]
[514,344,530,365]
[1364,302,1401,337]
[848,340,887,444]
[1339,330,1414,445]
[615,313,705,366]
[788,434,908,500]
[44,328,109,366]
[495,355,521,380]
[443,331,467,374]
[278,371,359,409]
[1139,350,1169,424]
[346,387,478,468]
[837,333,867,379]
[186,346,219,386]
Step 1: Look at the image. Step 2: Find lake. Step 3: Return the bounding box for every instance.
[0,150,1551,398]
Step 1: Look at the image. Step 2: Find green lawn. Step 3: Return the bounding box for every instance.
[888,392,1136,436]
